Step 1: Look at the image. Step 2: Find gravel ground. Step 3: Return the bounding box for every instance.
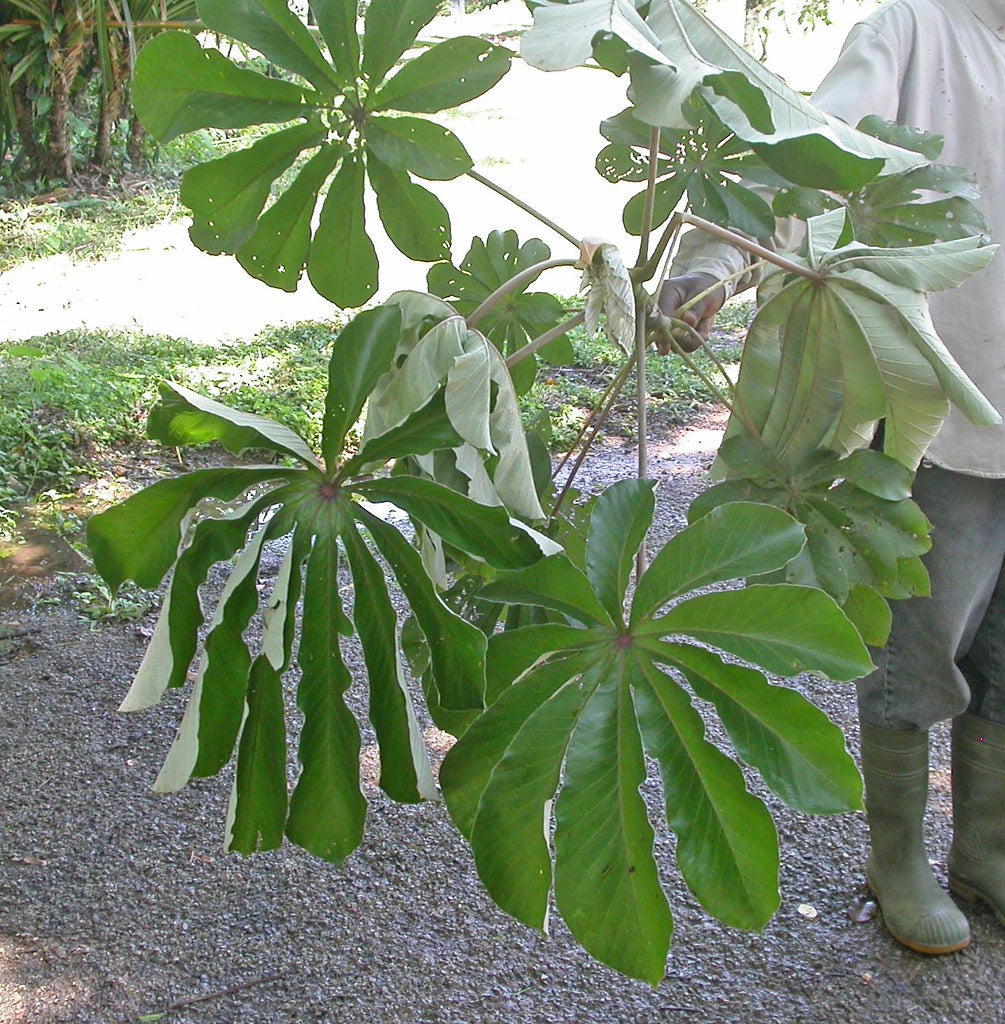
[2,420,1004,1024]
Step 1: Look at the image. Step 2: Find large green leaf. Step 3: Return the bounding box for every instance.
[133,32,314,143]
[88,466,290,591]
[140,519,271,793]
[659,642,862,814]
[199,0,341,94]
[631,657,780,930]
[180,524,273,784]
[468,654,610,928]
[226,654,289,854]
[286,538,368,861]
[356,476,545,570]
[307,151,379,308]
[479,554,614,626]
[356,504,488,714]
[371,36,512,114]
[361,0,442,84]
[364,115,471,181]
[308,0,359,80]
[631,501,805,623]
[553,662,673,985]
[148,381,320,467]
[121,495,274,712]
[654,583,873,681]
[342,526,437,803]
[236,143,343,291]
[586,478,655,622]
[367,153,452,262]
[181,119,325,254]
[321,304,403,467]
[440,480,867,981]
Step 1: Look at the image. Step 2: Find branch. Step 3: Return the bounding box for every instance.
[634,296,650,576]
[551,355,637,520]
[466,169,582,249]
[680,213,823,281]
[635,126,662,269]
[467,258,579,329]
[505,311,585,368]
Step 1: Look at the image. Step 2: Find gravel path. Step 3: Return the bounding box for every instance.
[2,421,1004,1024]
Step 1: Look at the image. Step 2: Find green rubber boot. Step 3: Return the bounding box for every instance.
[948,713,1005,927]
[860,722,971,954]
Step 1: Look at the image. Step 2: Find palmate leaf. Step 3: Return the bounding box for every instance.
[132,0,512,307]
[95,303,547,870]
[286,536,367,861]
[580,240,635,353]
[773,117,988,249]
[148,381,320,467]
[181,120,327,254]
[441,479,869,983]
[691,447,931,645]
[522,0,922,190]
[716,224,998,476]
[132,32,316,143]
[364,302,546,521]
[371,36,513,114]
[645,0,921,188]
[427,231,570,394]
[199,0,341,95]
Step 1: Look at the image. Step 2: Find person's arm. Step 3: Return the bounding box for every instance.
[653,20,904,351]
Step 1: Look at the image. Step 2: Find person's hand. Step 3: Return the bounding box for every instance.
[648,273,725,354]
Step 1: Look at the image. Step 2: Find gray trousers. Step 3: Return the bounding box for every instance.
[857,463,1005,731]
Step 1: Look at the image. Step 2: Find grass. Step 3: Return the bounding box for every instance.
[0,322,340,515]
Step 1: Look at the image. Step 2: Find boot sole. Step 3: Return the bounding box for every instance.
[949,876,1005,928]
[866,883,972,955]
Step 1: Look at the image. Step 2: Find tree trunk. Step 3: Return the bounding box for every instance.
[94,49,129,168]
[128,113,147,169]
[45,62,74,181]
[9,76,43,175]
[743,0,771,62]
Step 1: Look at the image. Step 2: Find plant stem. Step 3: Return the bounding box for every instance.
[635,126,662,269]
[551,356,636,520]
[681,213,823,281]
[634,297,650,576]
[505,311,586,369]
[466,169,582,249]
[635,213,683,284]
[669,322,761,439]
[468,258,580,329]
[551,355,628,482]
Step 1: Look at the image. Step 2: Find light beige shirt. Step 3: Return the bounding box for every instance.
[674,0,1005,477]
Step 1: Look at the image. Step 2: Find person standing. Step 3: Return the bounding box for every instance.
[658,0,1005,954]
